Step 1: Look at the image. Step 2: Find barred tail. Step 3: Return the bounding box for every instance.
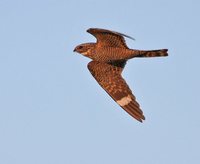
[135,49,168,58]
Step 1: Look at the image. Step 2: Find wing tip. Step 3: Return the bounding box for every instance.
[132,113,145,123]
[137,116,146,123]
[87,28,99,34]
[86,28,92,33]
[123,105,146,123]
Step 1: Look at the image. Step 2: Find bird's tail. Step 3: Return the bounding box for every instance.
[134,49,168,58]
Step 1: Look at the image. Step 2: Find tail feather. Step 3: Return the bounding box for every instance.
[135,49,168,58]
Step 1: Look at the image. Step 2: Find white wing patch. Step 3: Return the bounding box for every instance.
[82,52,88,56]
[116,95,132,106]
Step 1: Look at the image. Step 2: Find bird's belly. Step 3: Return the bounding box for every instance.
[94,47,131,62]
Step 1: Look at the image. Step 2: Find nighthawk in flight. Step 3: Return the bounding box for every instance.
[74,28,168,122]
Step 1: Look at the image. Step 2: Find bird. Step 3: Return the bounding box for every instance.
[74,28,168,122]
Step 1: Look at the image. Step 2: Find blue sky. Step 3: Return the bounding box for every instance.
[0,0,200,164]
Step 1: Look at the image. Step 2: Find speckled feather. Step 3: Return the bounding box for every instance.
[88,61,145,122]
[87,28,134,48]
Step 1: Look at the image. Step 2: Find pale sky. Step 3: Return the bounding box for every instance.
[0,0,200,164]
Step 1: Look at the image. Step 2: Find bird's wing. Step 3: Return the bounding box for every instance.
[87,28,134,48]
[87,61,145,122]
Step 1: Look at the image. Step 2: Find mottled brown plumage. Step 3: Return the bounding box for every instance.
[74,28,168,122]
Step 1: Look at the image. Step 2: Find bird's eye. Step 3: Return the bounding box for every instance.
[79,46,83,49]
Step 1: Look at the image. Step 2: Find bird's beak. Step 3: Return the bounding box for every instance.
[73,48,76,52]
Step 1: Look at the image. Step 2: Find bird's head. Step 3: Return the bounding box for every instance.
[73,43,95,57]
